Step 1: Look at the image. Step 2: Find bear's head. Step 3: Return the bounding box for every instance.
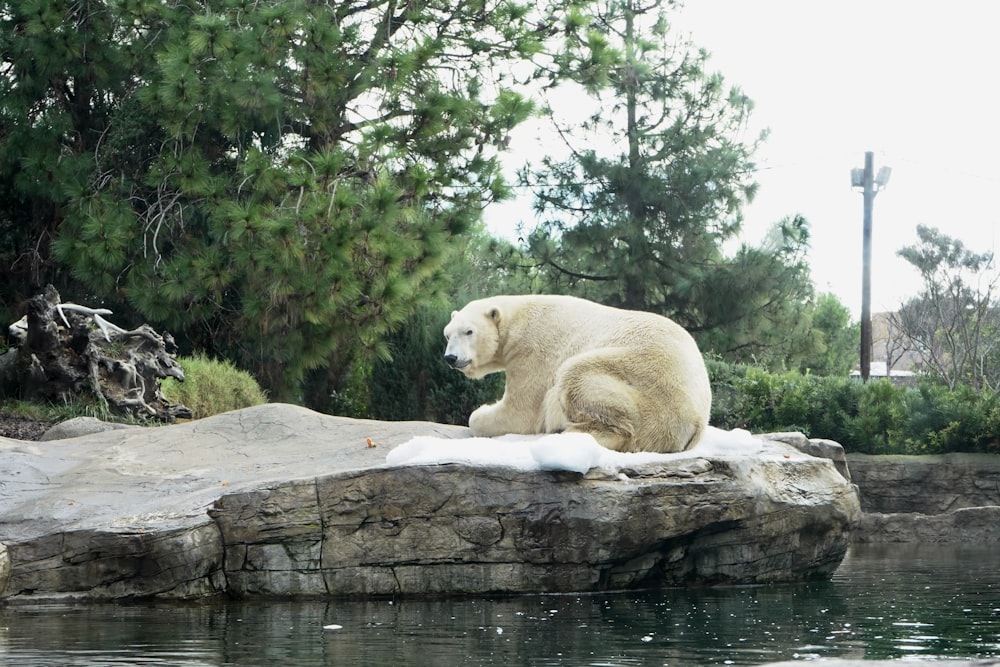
[443,302,502,379]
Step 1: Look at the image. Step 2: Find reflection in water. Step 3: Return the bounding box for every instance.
[0,544,997,666]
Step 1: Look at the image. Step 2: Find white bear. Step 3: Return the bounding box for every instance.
[443,294,712,453]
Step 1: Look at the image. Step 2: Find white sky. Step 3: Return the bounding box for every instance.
[485,1,1000,318]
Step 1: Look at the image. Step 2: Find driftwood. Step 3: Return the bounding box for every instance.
[0,285,192,422]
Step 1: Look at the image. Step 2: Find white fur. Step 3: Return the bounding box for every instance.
[443,295,712,453]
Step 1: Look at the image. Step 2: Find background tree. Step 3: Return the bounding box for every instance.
[691,216,821,369]
[895,225,1000,391]
[807,292,859,377]
[0,0,558,403]
[516,0,816,368]
[879,311,912,376]
[367,224,537,422]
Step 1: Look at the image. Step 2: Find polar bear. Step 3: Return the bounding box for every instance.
[443,294,712,453]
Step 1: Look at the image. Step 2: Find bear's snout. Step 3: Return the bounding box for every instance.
[444,353,470,370]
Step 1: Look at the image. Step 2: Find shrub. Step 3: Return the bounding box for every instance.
[707,362,999,455]
[161,354,268,419]
[806,375,860,446]
[705,359,750,430]
[368,304,504,425]
[849,380,907,454]
[899,383,1000,454]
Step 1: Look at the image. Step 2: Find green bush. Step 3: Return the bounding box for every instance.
[806,375,860,446]
[368,304,504,425]
[849,380,906,454]
[162,354,268,419]
[716,365,832,437]
[708,360,1000,455]
[705,358,750,430]
[899,383,999,454]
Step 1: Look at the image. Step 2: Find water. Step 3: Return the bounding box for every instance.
[0,544,997,666]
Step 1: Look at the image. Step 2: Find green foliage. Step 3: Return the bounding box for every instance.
[895,225,1000,391]
[705,358,750,430]
[0,0,550,404]
[807,376,861,447]
[367,226,535,423]
[0,395,131,425]
[898,383,1000,455]
[806,293,860,376]
[368,303,504,425]
[161,354,268,420]
[851,380,906,454]
[724,366,826,437]
[517,0,820,371]
[326,359,374,420]
[709,361,1000,455]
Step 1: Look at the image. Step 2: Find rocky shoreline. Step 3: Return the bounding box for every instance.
[847,452,1000,543]
[2,406,997,602]
[0,404,859,601]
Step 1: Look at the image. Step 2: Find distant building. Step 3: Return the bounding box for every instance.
[851,312,924,385]
[849,361,917,383]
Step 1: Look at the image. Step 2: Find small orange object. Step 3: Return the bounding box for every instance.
[221,481,229,486]
[68,501,74,506]
[366,437,377,448]
[783,454,791,459]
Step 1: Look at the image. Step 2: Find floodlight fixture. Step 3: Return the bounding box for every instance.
[875,166,892,188]
[850,168,864,188]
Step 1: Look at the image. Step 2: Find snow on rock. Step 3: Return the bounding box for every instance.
[385,426,765,473]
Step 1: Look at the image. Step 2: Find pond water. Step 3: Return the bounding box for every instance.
[0,544,997,666]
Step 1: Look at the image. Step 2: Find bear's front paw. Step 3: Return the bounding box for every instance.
[468,405,491,436]
[470,403,511,437]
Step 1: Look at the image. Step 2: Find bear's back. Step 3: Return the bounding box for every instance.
[497,294,694,355]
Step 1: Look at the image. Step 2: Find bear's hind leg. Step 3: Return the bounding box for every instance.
[552,357,640,452]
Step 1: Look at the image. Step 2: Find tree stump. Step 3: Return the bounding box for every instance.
[1,285,192,422]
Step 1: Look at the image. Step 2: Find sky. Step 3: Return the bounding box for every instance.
[485,1,1000,318]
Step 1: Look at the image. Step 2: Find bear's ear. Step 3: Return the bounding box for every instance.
[487,306,501,324]
[450,310,458,320]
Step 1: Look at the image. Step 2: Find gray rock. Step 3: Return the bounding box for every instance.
[761,432,852,481]
[847,453,1000,543]
[0,404,860,601]
[854,506,1000,543]
[39,416,139,441]
[847,452,1000,514]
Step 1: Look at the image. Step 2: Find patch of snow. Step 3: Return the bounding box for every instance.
[385,426,764,473]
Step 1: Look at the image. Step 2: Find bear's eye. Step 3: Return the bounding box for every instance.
[464,329,474,336]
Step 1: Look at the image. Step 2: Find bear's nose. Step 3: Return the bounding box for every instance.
[444,354,459,368]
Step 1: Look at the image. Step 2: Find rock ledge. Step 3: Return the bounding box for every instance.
[0,404,860,600]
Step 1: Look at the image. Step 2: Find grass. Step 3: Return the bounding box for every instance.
[0,397,119,423]
[161,353,268,419]
[1,353,268,424]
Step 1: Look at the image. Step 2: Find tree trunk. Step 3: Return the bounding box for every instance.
[1,285,192,422]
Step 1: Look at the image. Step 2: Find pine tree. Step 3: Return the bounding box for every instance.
[0,0,552,401]
[520,0,816,365]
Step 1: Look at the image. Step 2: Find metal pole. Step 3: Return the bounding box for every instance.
[860,151,874,382]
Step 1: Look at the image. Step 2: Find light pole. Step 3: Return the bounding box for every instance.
[850,151,891,382]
